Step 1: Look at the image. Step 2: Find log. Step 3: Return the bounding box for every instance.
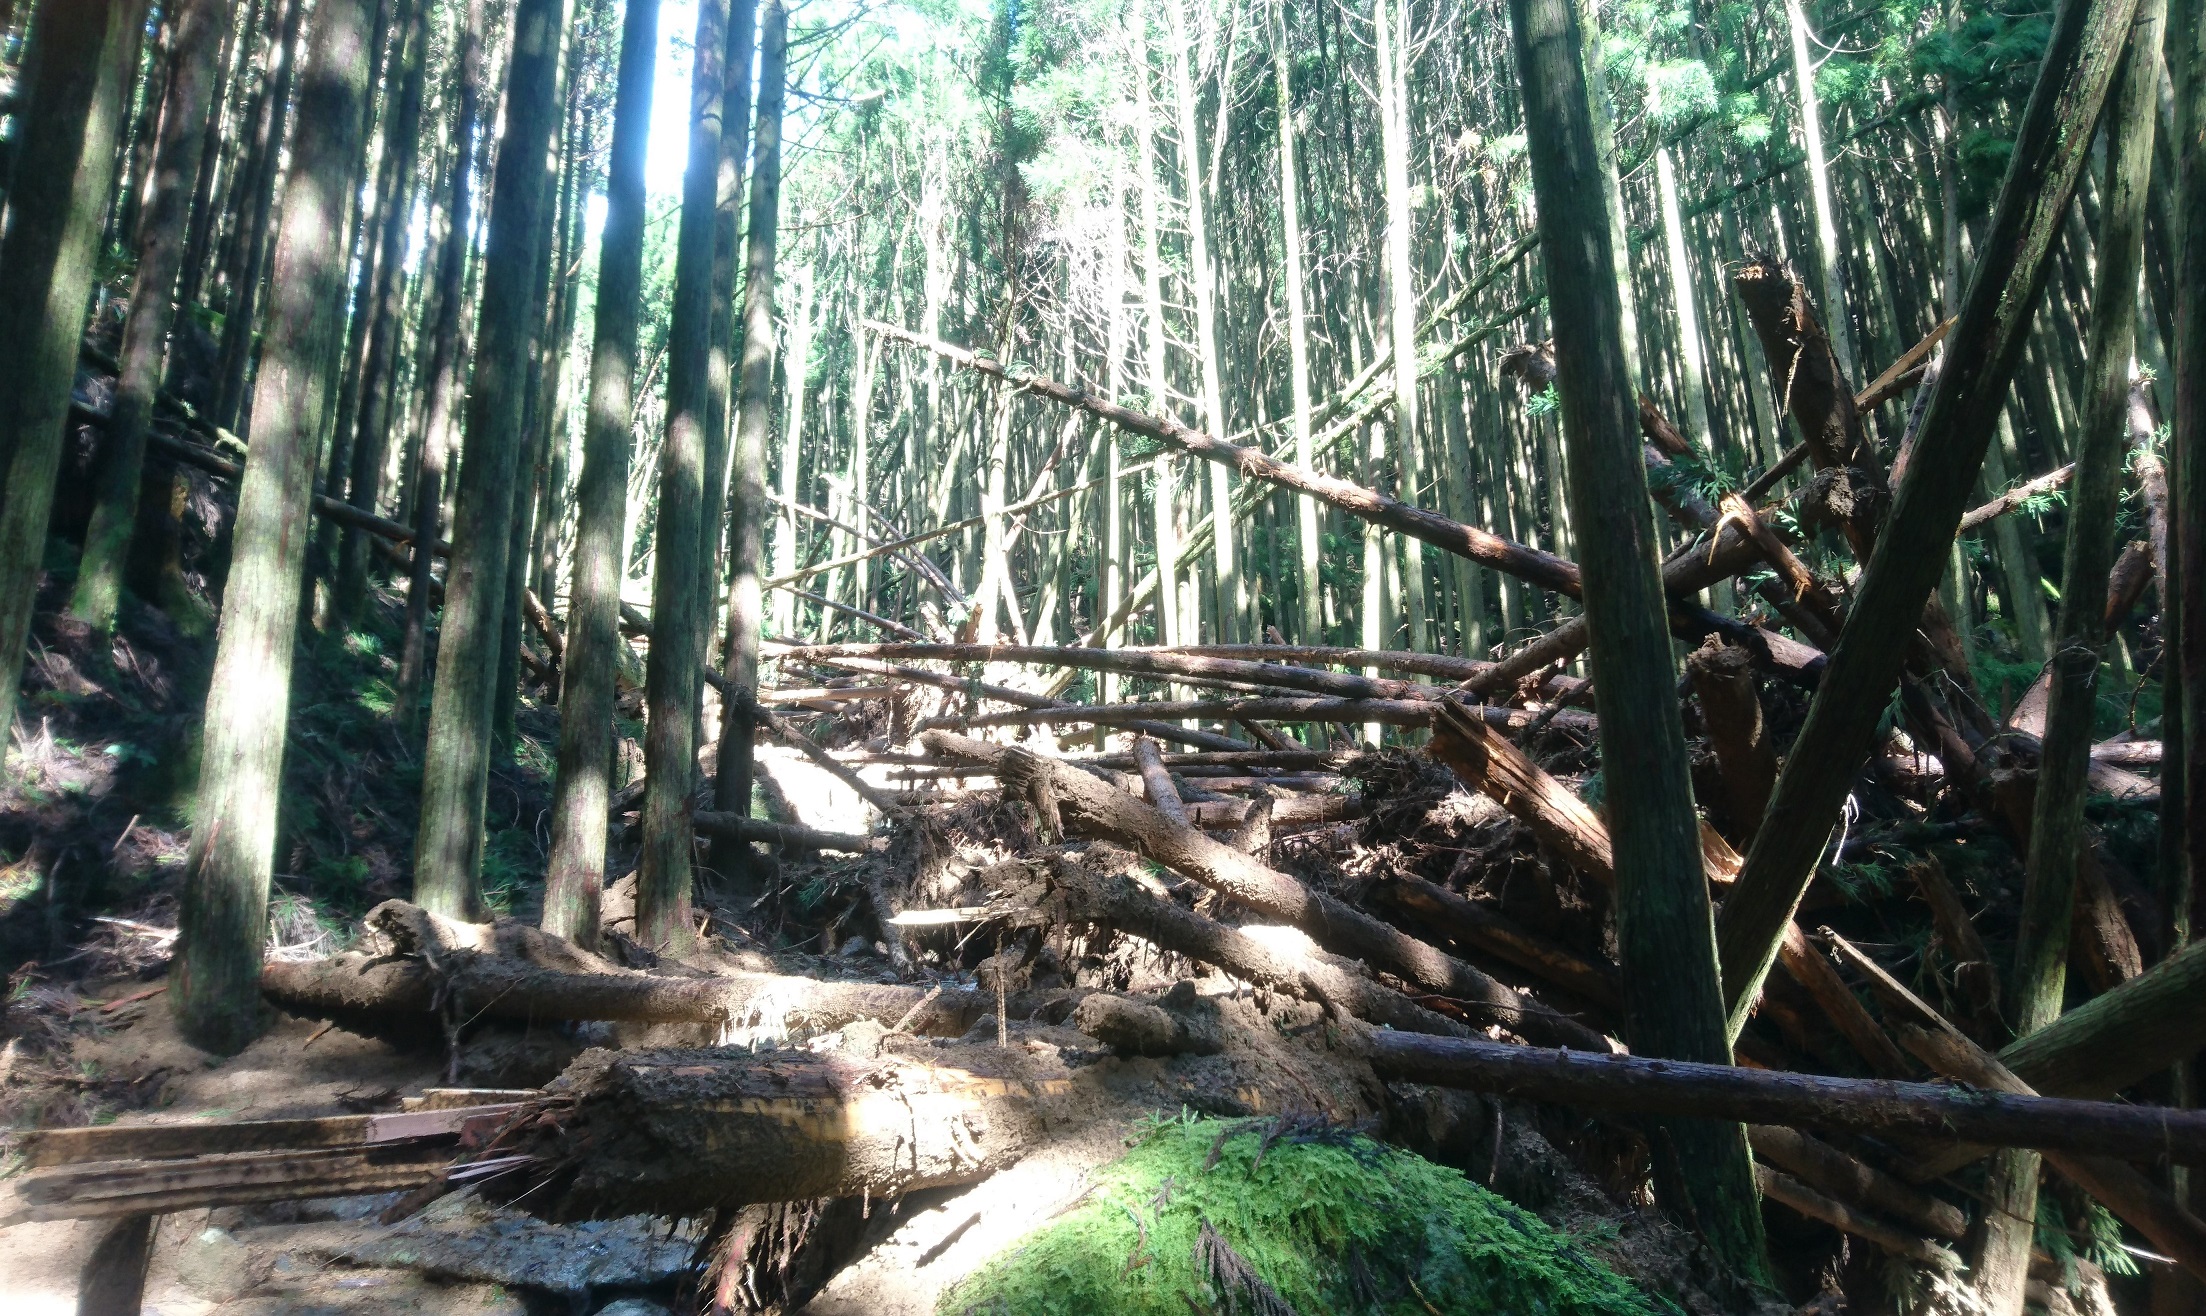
[927,695,1447,734]
[1774,922,1915,1080]
[1036,851,1477,1040]
[866,321,1588,596]
[1426,701,1616,884]
[1132,735,1191,827]
[1369,875,1621,1009]
[691,811,875,854]
[1364,1032,2206,1163]
[1754,1165,1960,1268]
[1,1140,456,1225]
[785,641,1437,703]
[920,732,1611,1052]
[1813,931,2206,1282]
[1746,1124,1966,1239]
[1071,991,1222,1057]
[1148,644,1492,683]
[1908,856,2005,1042]
[1686,635,1777,843]
[1957,463,2076,533]
[759,706,904,816]
[795,651,1249,752]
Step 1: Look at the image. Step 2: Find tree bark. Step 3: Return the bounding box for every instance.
[1713,0,2143,1033]
[705,0,789,890]
[539,0,658,949]
[411,0,565,919]
[1509,0,1765,1274]
[333,0,431,623]
[922,731,1610,1052]
[67,0,235,636]
[0,0,141,740]
[172,0,377,1055]
[1367,1032,2206,1165]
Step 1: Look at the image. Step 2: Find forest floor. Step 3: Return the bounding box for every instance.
[0,527,2161,1313]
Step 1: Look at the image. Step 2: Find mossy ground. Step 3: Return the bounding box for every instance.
[941,1114,1667,1316]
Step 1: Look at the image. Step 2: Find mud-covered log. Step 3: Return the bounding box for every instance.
[1366,1033,2206,1163]
[922,733,1610,1052]
[1072,990,1222,1056]
[489,1046,1065,1219]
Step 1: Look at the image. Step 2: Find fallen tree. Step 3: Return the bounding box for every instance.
[1366,1032,2206,1165]
[921,731,1612,1052]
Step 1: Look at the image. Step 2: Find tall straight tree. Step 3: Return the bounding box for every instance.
[541,0,660,947]
[0,0,142,742]
[1713,0,2141,1029]
[1373,0,1425,654]
[707,0,789,885]
[335,0,432,622]
[701,0,762,589]
[411,0,568,919]
[1165,0,1236,641]
[171,0,377,1053]
[1271,0,1320,648]
[636,0,734,950]
[1507,0,1768,1283]
[395,0,486,725]
[1985,3,2167,1303]
[2171,0,2206,939]
[211,0,306,431]
[69,0,237,636]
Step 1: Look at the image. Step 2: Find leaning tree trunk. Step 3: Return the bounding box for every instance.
[1712,0,2142,1036]
[539,0,661,948]
[68,0,236,636]
[1508,0,1768,1280]
[411,0,565,920]
[0,0,143,741]
[705,0,789,888]
[171,0,377,1055]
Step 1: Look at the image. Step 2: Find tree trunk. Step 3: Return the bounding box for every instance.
[706,0,789,887]
[411,0,565,919]
[1508,0,1767,1277]
[67,0,236,636]
[637,0,733,950]
[1713,0,2142,1032]
[0,0,140,741]
[1784,0,1859,383]
[171,0,376,1055]
[334,0,430,624]
[210,0,305,432]
[540,0,659,948]
[699,0,761,596]
[395,4,484,727]
[1272,2,1321,649]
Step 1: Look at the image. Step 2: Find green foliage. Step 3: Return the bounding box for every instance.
[941,1117,1663,1316]
[2035,1192,2139,1288]
[1524,384,1561,419]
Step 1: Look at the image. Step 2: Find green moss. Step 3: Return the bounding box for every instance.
[941,1116,1664,1316]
